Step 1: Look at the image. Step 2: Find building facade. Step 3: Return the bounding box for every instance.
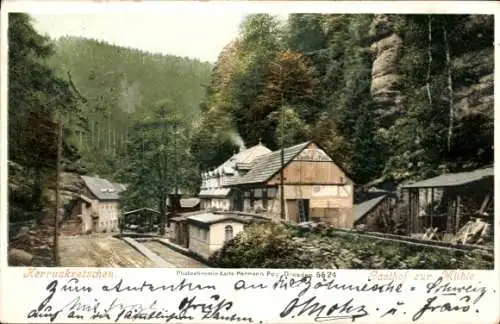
[226,141,355,228]
[81,175,123,233]
[185,212,251,259]
[199,142,271,211]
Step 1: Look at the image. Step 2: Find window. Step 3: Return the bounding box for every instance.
[262,189,268,210]
[225,225,234,242]
[250,190,255,208]
[202,230,208,241]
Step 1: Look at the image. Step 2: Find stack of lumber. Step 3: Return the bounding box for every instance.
[453,218,493,245]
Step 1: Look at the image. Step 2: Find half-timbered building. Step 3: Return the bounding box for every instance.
[198,142,271,211]
[225,141,355,228]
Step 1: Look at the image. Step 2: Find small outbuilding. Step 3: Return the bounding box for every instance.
[400,166,493,239]
[354,189,395,232]
[183,212,253,259]
[60,194,95,235]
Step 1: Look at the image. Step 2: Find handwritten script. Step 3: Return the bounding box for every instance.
[21,270,495,323]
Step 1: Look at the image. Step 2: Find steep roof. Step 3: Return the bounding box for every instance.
[354,194,388,223]
[212,142,272,175]
[401,167,494,189]
[81,175,120,201]
[225,141,311,186]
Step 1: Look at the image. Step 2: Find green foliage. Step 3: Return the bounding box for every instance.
[116,99,199,231]
[209,222,305,268]
[8,13,86,222]
[48,36,212,179]
[210,222,494,269]
[196,14,493,185]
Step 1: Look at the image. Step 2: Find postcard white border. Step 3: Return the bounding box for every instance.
[0,1,499,323]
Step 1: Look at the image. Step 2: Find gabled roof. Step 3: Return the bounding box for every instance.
[81,175,120,201]
[123,207,160,216]
[354,194,388,223]
[224,141,311,186]
[186,212,253,228]
[78,194,93,205]
[210,142,272,176]
[401,167,494,189]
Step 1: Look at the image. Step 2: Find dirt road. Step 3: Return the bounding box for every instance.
[59,234,155,267]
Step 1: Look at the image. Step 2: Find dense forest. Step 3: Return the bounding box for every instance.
[48,36,212,179]
[193,14,494,185]
[8,13,212,222]
[8,13,494,223]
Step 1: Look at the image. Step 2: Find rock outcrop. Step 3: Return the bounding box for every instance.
[8,168,87,267]
[452,15,494,121]
[369,15,404,127]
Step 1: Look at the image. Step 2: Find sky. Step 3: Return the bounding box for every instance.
[31,13,250,63]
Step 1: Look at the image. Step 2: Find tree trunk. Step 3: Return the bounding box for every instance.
[97,121,101,151]
[158,193,166,236]
[32,167,43,220]
[90,120,95,149]
[108,119,112,154]
[443,26,454,152]
[425,15,433,110]
[54,113,63,266]
[113,128,117,157]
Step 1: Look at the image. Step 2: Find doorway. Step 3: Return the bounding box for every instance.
[297,199,310,223]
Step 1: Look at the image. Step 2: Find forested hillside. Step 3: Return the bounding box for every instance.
[49,36,212,178]
[8,13,494,224]
[8,14,212,224]
[193,14,494,184]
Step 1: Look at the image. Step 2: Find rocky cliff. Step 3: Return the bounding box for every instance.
[368,14,493,129]
[452,15,494,121]
[369,15,404,126]
[8,164,87,266]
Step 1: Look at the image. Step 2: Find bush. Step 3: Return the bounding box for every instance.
[209,222,494,269]
[209,222,306,268]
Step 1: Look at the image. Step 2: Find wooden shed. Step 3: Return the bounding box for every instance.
[354,190,396,232]
[400,167,494,240]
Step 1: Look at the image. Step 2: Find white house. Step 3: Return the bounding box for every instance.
[199,142,271,211]
[184,212,252,259]
[81,175,123,233]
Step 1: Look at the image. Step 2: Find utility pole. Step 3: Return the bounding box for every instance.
[54,112,63,266]
[174,122,178,195]
[278,64,285,221]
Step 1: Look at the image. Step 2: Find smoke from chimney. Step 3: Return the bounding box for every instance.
[228,130,246,153]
